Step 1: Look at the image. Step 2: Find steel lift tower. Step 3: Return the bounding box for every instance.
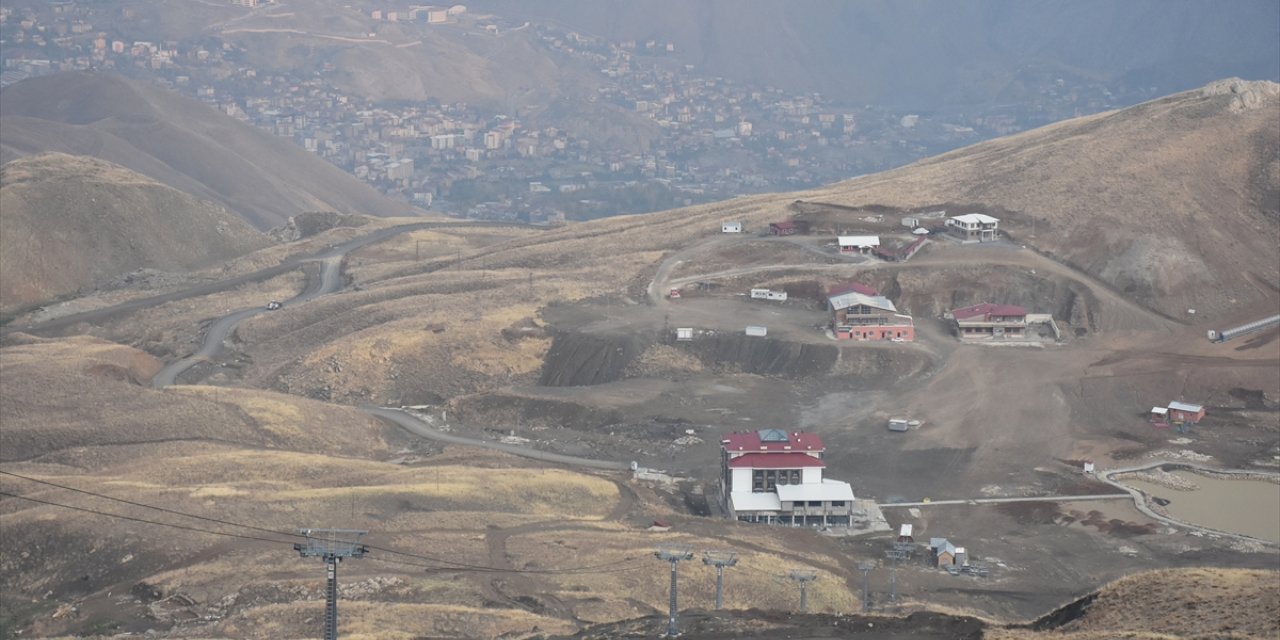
[295,528,368,640]
[655,545,694,636]
[787,569,817,612]
[702,550,738,610]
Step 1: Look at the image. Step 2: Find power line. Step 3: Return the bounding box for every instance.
[0,471,646,576]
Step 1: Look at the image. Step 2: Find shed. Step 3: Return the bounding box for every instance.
[675,328,693,341]
[1149,406,1170,427]
[1167,401,1205,424]
[745,326,768,337]
[888,418,909,432]
[769,221,800,236]
[898,524,914,543]
[837,235,880,253]
[722,221,743,233]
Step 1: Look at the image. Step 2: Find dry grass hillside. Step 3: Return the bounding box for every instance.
[987,568,1280,640]
[0,334,399,463]
[0,153,270,312]
[806,79,1280,320]
[0,72,413,229]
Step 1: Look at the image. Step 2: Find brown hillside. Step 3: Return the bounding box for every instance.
[805,79,1280,320]
[989,568,1280,640]
[0,153,270,312]
[0,72,413,229]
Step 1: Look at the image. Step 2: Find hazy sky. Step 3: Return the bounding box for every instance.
[470,0,1280,108]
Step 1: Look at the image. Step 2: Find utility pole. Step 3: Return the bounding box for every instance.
[294,528,368,640]
[655,545,694,637]
[787,569,817,612]
[856,561,876,612]
[702,550,738,610]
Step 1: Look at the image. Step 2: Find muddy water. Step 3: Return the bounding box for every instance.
[1122,470,1280,543]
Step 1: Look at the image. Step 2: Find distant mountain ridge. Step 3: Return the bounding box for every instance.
[0,72,414,230]
[0,153,271,312]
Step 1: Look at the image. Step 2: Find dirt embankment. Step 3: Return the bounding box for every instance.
[538,331,654,386]
[556,608,987,639]
[538,331,843,387]
[683,333,839,377]
[449,393,625,432]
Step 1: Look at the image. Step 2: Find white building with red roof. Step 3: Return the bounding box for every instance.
[948,303,1028,341]
[719,429,856,527]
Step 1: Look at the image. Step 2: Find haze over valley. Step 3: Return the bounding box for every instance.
[0,2,1278,639]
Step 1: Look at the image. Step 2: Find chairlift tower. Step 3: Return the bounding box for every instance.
[856,561,877,612]
[655,545,694,637]
[294,528,368,640]
[884,545,911,603]
[702,550,738,610]
[787,569,817,612]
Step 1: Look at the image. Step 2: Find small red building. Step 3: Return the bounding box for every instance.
[769,221,806,236]
[1166,401,1205,424]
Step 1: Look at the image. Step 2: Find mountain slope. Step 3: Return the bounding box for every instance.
[806,78,1280,320]
[0,72,413,230]
[0,153,271,311]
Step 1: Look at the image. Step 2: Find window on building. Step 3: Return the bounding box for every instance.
[808,500,822,507]
[752,470,764,492]
[830,501,845,507]
[790,470,801,484]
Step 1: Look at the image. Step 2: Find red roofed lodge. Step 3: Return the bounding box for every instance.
[948,303,1028,341]
[719,429,856,527]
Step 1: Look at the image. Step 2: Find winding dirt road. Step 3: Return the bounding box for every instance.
[124,221,629,470]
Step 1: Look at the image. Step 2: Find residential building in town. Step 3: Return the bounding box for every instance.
[720,429,856,527]
[948,303,1028,340]
[945,213,1000,242]
[827,282,915,341]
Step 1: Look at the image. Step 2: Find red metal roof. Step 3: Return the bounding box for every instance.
[827,281,879,297]
[770,221,797,230]
[727,453,826,469]
[951,303,1026,320]
[721,430,825,452]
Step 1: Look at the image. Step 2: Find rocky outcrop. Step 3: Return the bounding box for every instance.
[1201,78,1280,113]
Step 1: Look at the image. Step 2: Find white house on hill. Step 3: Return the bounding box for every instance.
[719,429,856,527]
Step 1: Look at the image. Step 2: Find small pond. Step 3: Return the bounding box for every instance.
[1121,469,1280,543]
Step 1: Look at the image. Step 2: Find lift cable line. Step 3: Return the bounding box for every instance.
[0,470,306,539]
[0,491,295,546]
[0,473,648,576]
